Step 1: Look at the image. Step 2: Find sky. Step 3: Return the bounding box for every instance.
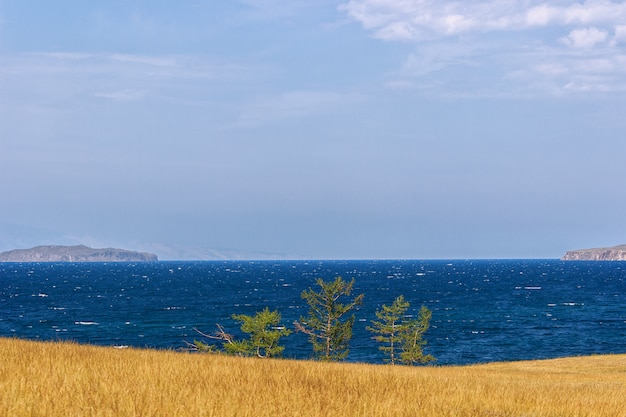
[1,0,626,260]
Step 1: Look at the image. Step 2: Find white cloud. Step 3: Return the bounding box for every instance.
[560,27,608,48]
[340,0,626,96]
[510,51,626,94]
[525,5,559,26]
[340,0,626,41]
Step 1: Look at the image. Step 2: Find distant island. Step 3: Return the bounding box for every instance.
[561,244,626,261]
[0,245,158,262]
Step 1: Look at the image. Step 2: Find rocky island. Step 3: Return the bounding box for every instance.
[561,244,626,261]
[0,245,158,262]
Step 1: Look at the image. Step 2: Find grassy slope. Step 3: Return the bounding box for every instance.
[1,338,625,417]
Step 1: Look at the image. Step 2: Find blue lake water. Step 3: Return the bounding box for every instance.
[1,259,625,365]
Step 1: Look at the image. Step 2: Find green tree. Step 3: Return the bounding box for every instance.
[366,295,410,365]
[295,277,364,361]
[186,308,290,358]
[399,305,435,365]
[225,307,291,358]
[368,296,435,365]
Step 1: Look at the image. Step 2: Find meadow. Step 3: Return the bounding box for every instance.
[1,337,625,417]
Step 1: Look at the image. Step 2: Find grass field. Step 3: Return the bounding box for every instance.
[1,337,625,417]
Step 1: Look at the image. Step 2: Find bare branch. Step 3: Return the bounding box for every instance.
[193,325,234,344]
[294,320,324,340]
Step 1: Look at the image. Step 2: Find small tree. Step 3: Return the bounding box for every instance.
[399,305,435,365]
[295,276,364,361]
[186,308,290,358]
[367,295,410,365]
[368,296,435,365]
[226,307,291,358]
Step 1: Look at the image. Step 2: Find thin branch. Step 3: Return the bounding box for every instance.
[193,325,234,344]
[294,320,325,340]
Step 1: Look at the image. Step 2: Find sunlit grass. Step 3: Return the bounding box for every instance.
[1,337,625,416]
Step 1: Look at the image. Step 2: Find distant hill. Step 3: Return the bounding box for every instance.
[0,245,158,262]
[561,244,626,261]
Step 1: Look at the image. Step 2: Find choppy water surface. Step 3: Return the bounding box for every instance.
[1,260,624,365]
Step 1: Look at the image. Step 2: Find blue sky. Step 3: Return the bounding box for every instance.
[1,0,626,260]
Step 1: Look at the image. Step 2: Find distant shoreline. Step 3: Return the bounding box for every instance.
[561,244,626,261]
[0,245,158,262]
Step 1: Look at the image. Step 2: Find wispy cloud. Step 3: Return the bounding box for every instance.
[340,0,626,96]
[235,0,337,19]
[1,51,255,106]
[93,89,147,101]
[340,0,626,41]
[236,90,361,127]
[13,51,247,80]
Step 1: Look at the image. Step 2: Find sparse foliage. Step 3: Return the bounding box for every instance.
[184,324,234,353]
[295,276,364,361]
[368,296,435,365]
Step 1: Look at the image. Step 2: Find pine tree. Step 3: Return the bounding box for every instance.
[187,308,290,358]
[399,305,435,365]
[366,295,410,365]
[295,277,364,361]
[368,296,435,365]
[226,307,291,358]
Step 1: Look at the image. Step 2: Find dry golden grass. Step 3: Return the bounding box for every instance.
[1,337,625,417]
